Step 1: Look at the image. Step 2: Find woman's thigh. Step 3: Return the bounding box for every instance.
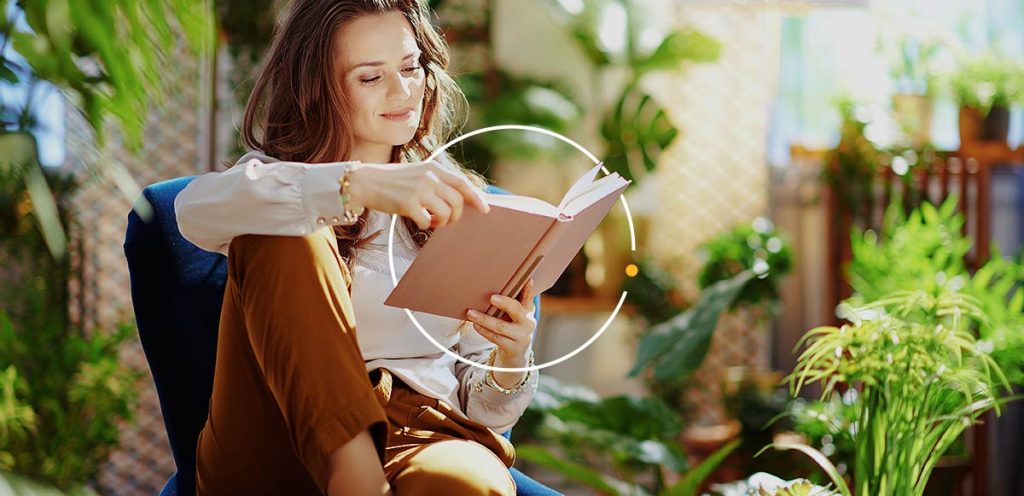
[198,230,388,495]
[388,439,515,495]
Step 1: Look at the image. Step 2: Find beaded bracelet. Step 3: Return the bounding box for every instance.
[484,348,535,395]
[337,162,364,225]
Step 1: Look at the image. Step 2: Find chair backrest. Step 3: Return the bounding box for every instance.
[124,177,539,495]
[124,176,225,495]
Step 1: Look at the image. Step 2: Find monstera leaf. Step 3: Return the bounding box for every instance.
[601,80,678,183]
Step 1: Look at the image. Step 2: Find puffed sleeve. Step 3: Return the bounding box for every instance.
[453,322,538,433]
[173,154,359,255]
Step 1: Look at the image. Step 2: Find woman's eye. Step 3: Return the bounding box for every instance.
[360,67,421,85]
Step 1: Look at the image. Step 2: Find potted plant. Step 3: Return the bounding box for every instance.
[697,217,794,318]
[769,287,1012,496]
[945,55,1024,144]
[881,31,947,145]
[536,0,721,298]
[513,375,741,495]
[847,196,1024,387]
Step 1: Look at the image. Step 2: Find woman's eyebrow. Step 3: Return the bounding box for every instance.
[350,51,421,71]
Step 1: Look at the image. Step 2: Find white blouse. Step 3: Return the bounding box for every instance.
[173,151,538,433]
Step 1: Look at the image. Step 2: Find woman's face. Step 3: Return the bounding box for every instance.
[337,11,427,160]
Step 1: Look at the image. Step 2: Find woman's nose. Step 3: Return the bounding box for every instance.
[386,72,413,101]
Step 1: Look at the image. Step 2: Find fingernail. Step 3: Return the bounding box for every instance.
[490,295,499,303]
[467,309,478,318]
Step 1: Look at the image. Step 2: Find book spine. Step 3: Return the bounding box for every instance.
[485,215,572,319]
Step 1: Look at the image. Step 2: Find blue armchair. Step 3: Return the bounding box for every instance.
[123,176,559,496]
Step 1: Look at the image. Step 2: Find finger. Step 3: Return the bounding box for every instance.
[420,194,452,227]
[471,323,515,348]
[411,207,431,230]
[433,181,464,223]
[467,308,516,336]
[520,279,535,311]
[488,294,528,322]
[436,166,490,214]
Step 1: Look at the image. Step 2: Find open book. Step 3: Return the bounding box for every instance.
[384,163,631,320]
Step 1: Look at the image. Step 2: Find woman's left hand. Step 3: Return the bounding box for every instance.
[466,278,538,367]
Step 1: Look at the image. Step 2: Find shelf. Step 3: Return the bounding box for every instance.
[540,295,633,316]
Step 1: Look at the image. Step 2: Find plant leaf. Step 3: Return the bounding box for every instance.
[666,438,741,496]
[761,441,852,496]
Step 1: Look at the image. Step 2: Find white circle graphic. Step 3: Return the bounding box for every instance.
[387,124,636,373]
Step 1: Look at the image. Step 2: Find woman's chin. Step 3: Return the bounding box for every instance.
[387,131,418,146]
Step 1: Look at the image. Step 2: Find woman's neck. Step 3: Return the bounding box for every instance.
[349,141,395,164]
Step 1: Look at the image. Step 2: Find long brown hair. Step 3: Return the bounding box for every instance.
[241,0,487,269]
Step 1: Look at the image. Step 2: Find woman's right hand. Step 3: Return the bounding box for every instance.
[345,159,490,230]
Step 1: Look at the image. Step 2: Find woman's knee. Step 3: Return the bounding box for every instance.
[391,440,515,495]
[228,229,349,286]
[231,230,335,266]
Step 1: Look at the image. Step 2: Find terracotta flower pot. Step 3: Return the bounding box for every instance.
[959,106,1010,144]
[892,94,934,146]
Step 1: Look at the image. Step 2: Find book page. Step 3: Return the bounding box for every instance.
[560,173,629,217]
[558,162,605,209]
[484,193,559,217]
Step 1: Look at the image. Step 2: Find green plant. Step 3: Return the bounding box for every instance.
[821,100,883,225]
[773,289,1012,496]
[1,0,212,146]
[619,256,692,416]
[943,54,1024,114]
[0,163,141,490]
[0,0,212,258]
[783,394,857,479]
[710,473,837,496]
[846,196,970,305]
[629,271,754,386]
[879,31,947,97]
[847,196,1024,387]
[0,365,36,471]
[540,0,720,183]
[512,272,755,493]
[620,255,687,327]
[515,376,740,496]
[697,218,793,314]
[472,72,583,162]
[963,247,1024,386]
[820,100,939,226]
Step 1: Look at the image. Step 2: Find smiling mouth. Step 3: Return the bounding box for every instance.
[381,108,414,120]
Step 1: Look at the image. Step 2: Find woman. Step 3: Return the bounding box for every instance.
[174,1,542,494]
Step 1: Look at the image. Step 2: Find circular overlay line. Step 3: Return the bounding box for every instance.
[387,124,636,373]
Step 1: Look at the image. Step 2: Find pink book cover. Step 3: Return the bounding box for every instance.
[383,163,630,320]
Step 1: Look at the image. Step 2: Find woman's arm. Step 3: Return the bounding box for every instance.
[454,323,539,433]
[174,151,489,256]
[455,279,541,432]
[174,152,360,255]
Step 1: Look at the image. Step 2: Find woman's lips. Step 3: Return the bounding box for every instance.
[381,108,414,121]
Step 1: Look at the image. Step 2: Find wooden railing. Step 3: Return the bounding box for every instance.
[811,142,1024,496]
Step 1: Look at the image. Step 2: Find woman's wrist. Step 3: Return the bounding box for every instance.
[487,348,533,392]
[342,162,368,212]
[494,348,529,368]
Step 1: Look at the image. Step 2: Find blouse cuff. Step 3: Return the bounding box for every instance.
[300,162,360,232]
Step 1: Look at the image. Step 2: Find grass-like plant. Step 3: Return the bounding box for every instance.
[847,196,1024,385]
[770,289,1012,496]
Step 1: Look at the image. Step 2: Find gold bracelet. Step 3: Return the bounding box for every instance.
[484,348,535,395]
[337,162,364,225]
